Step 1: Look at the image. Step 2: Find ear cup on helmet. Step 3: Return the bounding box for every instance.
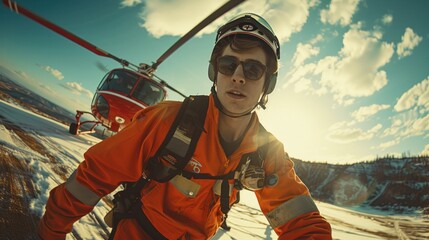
[208,62,216,82]
[266,72,277,94]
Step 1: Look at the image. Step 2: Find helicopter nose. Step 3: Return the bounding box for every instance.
[115,116,125,124]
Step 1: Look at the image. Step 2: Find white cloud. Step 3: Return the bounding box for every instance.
[412,114,429,135]
[320,0,360,26]
[397,27,423,58]
[381,14,393,25]
[323,25,393,104]
[284,24,394,105]
[120,0,142,7]
[373,138,400,151]
[14,70,30,81]
[383,109,429,139]
[140,0,225,38]
[327,122,382,143]
[263,0,319,43]
[421,144,429,156]
[39,84,54,93]
[41,65,64,80]
[351,104,390,122]
[394,76,429,113]
[284,62,328,96]
[61,82,93,98]
[328,121,351,130]
[292,43,320,66]
[309,34,324,45]
[327,127,366,143]
[293,77,312,92]
[138,0,318,43]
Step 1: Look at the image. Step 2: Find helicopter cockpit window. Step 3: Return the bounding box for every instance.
[99,70,138,95]
[132,80,165,106]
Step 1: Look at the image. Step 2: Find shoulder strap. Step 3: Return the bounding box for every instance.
[146,95,209,182]
[108,96,209,239]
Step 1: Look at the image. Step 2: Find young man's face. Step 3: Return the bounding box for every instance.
[215,45,266,116]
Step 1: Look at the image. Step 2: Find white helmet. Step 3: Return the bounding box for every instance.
[209,13,280,94]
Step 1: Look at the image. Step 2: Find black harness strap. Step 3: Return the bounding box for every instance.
[146,95,209,182]
[108,96,209,239]
[133,202,168,240]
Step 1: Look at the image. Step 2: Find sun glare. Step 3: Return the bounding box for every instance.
[258,90,337,162]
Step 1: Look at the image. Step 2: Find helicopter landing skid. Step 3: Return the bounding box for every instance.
[69,111,101,135]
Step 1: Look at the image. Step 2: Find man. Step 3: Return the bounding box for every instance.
[38,13,332,239]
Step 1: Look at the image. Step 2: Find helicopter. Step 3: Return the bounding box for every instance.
[3,0,245,134]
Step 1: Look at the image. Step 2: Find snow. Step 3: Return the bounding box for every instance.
[1,99,428,239]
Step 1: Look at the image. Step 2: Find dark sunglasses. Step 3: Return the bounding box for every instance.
[217,55,267,81]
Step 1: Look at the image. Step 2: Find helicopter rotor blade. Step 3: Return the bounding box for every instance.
[95,61,110,73]
[164,83,187,98]
[153,74,187,98]
[3,0,136,68]
[151,0,246,71]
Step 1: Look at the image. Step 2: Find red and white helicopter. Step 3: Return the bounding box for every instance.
[3,0,245,134]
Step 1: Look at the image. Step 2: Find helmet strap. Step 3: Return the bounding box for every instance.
[258,94,267,110]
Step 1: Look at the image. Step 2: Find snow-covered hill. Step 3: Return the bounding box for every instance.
[1,99,428,239]
[294,157,429,212]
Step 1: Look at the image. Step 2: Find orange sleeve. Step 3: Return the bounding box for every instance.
[277,212,332,240]
[38,184,94,239]
[37,101,180,239]
[256,139,332,239]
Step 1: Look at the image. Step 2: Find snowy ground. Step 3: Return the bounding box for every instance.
[0,99,428,240]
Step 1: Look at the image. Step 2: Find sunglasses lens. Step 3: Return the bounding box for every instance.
[243,60,266,80]
[217,56,239,76]
[217,56,266,80]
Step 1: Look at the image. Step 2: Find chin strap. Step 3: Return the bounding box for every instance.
[210,85,265,118]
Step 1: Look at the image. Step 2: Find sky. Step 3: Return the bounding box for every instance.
[1,0,428,164]
[1,99,428,239]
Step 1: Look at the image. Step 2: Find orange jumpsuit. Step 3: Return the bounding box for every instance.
[38,94,332,239]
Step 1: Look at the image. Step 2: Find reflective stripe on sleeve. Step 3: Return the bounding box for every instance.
[65,170,101,206]
[266,195,319,228]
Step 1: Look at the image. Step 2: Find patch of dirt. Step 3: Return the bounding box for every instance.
[0,117,112,239]
[0,146,40,239]
[0,116,63,239]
